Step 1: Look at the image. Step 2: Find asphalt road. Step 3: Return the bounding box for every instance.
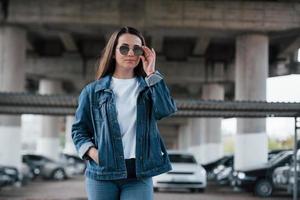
[0,176,291,200]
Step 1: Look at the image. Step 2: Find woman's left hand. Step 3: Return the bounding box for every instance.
[140,46,156,76]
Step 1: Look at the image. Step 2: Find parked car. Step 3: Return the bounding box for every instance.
[22,154,73,181]
[216,166,233,185]
[268,149,291,160]
[60,153,86,175]
[287,166,300,194]
[202,156,232,181]
[252,150,293,191]
[20,162,34,185]
[273,149,300,195]
[272,165,290,191]
[231,150,293,197]
[0,165,19,189]
[211,150,283,186]
[282,150,300,194]
[211,155,234,182]
[153,150,207,192]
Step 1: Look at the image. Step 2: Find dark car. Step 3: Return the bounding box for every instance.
[287,164,300,194]
[268,149,291,160]
[231,150,293,197]
[22,154,73,181]
[215,150,284,186]
[202,156,232,180]
[216,166,234,185]
[0,165,19,189]
[211,155,234,182]
[272,165,290,191]
[202,156,228,173]
[273,150,300,195]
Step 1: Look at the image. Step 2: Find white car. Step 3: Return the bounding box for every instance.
[153,150,207,192]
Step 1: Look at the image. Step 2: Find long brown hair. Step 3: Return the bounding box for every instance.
[95,26,147,79]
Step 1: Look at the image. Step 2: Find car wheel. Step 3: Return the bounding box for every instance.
[197,188,205,193]
[153,187,159,192]
[254,179,273,197]
[190,188,197,193]
[51,168,66,181]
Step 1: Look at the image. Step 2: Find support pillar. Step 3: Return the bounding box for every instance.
[235,34,269,170]
[63,116,77,155]
[0,26,26,169]
[188,84,224,164]
[36,80,62,161]
[178,124,191,150]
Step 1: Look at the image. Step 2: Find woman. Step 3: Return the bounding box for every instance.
[71,26,177,200]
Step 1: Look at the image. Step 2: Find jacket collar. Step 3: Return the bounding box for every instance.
[95,75,148,93]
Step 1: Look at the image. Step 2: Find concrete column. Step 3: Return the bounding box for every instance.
[0,26,26,169]
[158,125,178,150]
[36,80,62,161]
[63,116,77,155]
[235,34,269,170]
[187,118,205,163]
[188,84,224,164]
[178,124,191,150]
[201,84,224,164]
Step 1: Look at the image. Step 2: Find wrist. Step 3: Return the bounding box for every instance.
[146,71,155,77]
[87,146,96,156]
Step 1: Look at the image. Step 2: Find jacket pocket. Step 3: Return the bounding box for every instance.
[97,141,116,171]
[143,134,163,170]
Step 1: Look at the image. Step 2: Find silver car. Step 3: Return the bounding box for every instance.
[22,154,73,181]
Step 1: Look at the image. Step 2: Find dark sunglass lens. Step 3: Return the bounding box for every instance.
[133,46,143,56]
[119,46,129,55]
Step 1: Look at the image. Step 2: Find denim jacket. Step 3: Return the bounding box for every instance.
[71,71,177,180]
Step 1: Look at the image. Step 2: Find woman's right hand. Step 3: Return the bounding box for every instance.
[87,147,99,164]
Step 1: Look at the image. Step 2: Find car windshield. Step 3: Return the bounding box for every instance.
[268,151,290,166]
[169,154,197,164]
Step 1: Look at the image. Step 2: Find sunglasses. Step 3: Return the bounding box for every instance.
[117,45,144,56]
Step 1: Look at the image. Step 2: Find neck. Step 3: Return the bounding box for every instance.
[113,67,135,79]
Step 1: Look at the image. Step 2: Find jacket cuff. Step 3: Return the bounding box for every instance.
[78,142,95,160]
[145,71,163,87]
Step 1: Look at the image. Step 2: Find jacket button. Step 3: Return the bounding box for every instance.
[140,156,142,160]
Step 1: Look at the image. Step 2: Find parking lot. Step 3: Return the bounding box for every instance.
[0,176,291,200]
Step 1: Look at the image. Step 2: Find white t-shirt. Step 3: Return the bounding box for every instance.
[110,76,139,159]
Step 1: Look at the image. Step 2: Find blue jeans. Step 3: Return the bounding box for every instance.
[85,177,153,200]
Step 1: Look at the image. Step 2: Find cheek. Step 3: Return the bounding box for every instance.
[135,58,141,65]
[115,54,122,62]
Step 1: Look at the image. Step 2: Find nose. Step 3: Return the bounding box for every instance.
[127,49,135,56]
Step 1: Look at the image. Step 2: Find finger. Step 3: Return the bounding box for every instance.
[140,55,145,62]
[152,48,156,57]
[142,45,151,51]
[142,46,153,56]
[140,56,147,66]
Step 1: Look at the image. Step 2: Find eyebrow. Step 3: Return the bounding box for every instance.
[120,43,141,47]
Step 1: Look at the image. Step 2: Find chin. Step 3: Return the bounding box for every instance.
[123,64,138,70]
